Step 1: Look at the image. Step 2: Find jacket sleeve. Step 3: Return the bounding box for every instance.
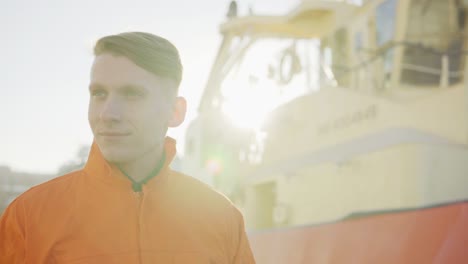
[0,198,26,263]
[230,206,256,264]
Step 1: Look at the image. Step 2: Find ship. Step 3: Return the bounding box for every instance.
[183,0,468,262]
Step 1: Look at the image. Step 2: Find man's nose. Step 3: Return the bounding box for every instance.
[100,96,123,122]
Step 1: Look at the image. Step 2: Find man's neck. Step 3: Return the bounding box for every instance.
[116,146,165,183]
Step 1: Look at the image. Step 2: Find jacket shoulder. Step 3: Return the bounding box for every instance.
[15,170,82,205]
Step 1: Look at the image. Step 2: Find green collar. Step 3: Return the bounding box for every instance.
[118,152,167,192]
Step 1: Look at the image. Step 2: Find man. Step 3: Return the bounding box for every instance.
[0,32,256,263]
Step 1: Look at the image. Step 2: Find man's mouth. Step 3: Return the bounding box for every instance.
[98,132,131,138]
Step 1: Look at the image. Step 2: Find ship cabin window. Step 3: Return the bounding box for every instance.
[375,0,398,88]
[376,0,397,46]
[319,27,350,87]
[332,28,350,86]
[401,0,466,86]
[338,0,398,91]
[351,26,372,91]
[319,38,334,85]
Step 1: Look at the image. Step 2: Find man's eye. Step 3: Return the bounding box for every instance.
[91,90,107,98]
[124,90,144,98]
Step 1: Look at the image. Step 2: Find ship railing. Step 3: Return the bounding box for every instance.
[400,55,464,88]
[329,40,467,89]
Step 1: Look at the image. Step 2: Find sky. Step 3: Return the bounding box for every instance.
[0,0,299,174]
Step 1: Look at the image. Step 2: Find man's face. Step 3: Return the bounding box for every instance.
[88,54,174,164]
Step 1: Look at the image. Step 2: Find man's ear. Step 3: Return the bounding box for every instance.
[168,96,187,127]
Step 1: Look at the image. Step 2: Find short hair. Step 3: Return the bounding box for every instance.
[94,32,183,93]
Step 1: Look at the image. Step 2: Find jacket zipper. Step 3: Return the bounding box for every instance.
[135,190,144,264]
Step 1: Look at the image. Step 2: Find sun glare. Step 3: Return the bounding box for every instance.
[218,38,316,131]
[221,80,278,130]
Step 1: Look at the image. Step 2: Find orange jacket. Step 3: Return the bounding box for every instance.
[0,137,255,263]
